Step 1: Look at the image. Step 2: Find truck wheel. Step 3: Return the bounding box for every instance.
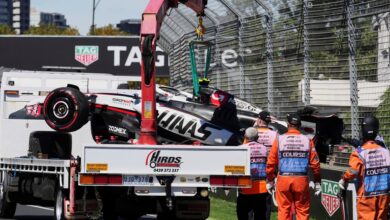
[54,188,65,220]
[0,175,17,218]
[43,87,89,132]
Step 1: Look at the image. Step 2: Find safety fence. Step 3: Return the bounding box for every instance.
[159,0,390,142]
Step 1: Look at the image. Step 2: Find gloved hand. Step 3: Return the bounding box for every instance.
[266,180,275,195]
[314,182,321,196]
[338,178,346,190]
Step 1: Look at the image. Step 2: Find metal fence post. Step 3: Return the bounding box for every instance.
[219,0,244,99]
[303,0,311,106]
[265,14,274,113]
[347,0,359,138]
[254,0,274,113]
[238,17,246,100]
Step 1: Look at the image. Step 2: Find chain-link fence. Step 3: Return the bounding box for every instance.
[159,0,390,142]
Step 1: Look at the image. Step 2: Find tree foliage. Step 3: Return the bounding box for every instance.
[24,25,79,35]
[0,25,16,35]
[376,88,390,145]
[89,24,128,36]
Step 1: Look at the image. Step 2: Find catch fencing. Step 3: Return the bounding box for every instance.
[159,0,390,142]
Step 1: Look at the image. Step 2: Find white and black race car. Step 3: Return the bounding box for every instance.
[25,84,286,146]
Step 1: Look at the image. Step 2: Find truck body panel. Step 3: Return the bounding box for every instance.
[0,71,140,158]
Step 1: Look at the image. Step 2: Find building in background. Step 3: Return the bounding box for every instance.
[12,0,30,34]
[40,12,67,28]
[116,19,140,35]
[0,0,29,34]
[0,0,12,27]
[30,7,68,28]
[29,7,39,26]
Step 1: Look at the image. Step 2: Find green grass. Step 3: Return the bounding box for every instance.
[208,196,236,220]
[208,196,316,220]
[208,196,279,220]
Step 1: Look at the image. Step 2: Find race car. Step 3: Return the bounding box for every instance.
[27,84,285,146]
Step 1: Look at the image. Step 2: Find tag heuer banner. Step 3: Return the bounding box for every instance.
[0,36,169,76]
[75,46,99,66]
[321,179,341,217]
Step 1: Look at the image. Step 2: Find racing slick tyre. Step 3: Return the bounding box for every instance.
[0,174,17,218]
[43,87,89,132]
[54,188,65,220]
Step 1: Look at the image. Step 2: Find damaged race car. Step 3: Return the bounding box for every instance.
[30,84,286,146]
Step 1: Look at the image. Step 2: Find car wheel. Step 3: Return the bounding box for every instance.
[43,86,89,132]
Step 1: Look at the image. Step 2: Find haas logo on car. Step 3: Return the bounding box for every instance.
[157,107,233,145]
[145,150,182,168]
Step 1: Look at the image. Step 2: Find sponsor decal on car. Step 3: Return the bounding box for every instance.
[75,45,99,66]
[26,104,42,117]
[108,125,127,135]
[157,110,222,141]
[112,97,134,106]
[145,150,182,173]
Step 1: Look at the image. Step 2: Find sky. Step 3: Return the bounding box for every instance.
[31,0,149,35]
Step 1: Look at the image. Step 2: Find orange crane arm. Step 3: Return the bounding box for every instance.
[138,0,207,144]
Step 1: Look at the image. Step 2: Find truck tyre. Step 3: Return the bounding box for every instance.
[43,87,89,132]
[54,188,65,220]
[0,175,17,218]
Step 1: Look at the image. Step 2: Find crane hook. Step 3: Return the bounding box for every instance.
[195,16,206,40]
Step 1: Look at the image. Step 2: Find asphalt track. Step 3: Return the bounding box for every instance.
[0,205,156,220]
[0,205,52,220]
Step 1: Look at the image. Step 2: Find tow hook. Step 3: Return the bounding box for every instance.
[157,176,175,211]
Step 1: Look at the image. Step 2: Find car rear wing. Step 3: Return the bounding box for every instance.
[79,144,251,189]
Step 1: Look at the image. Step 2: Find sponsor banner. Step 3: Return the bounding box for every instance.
[321,179,341,217]
[75,45,99,66]
[0,36,169,76]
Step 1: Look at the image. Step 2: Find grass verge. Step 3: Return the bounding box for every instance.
[208,196,279,220]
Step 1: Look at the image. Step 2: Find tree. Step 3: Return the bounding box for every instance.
[376,88,390,145]
[24,25,79,35]
[0,25,16,35]
[89,24,128,36]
